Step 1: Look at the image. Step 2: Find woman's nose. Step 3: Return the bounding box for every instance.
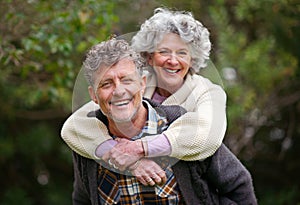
[167,54,179,65]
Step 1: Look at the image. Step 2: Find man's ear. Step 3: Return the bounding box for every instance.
[88,86,98,104]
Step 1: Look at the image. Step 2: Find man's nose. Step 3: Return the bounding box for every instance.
[112,83,125,96]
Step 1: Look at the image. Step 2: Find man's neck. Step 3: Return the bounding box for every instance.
[108,105,147,139]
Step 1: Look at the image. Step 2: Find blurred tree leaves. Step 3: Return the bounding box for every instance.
[145,0,300,203]
[207,0,300,203]
[0,0,118,114]
[0,0,118,204]
[1,0,299,204]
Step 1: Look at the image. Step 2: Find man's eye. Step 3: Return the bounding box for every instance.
[100,82,112,88]
[122,78,133,84]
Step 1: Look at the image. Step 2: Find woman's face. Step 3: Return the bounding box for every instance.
[148,33,192,96]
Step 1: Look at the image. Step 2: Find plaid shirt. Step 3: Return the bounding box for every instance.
[97,100,185,205]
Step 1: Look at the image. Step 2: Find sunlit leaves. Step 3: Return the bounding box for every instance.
[0,0,118,115]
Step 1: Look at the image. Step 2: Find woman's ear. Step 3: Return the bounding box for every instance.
[147,54,153,66]
[88,86,98,104]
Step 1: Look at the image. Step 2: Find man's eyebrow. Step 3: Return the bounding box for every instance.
[121,72,138,78]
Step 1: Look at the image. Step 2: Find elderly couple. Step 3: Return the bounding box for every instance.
[61,7,257,205]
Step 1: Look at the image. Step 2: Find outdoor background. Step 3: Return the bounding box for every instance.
[0,0,299,204]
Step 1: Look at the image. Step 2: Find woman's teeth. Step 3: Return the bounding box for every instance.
[165,68,179,73]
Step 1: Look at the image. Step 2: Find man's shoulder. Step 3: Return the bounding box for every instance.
[73,150,98,167]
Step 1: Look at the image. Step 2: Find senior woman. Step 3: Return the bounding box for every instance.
[61,7,226,182]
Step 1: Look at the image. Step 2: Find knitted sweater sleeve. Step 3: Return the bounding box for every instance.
[162,75,227,161]
[61,101,111,159]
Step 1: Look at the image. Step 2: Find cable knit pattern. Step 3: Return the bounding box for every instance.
[61,73,227,160]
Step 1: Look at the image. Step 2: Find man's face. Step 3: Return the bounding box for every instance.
[89,58,146,123]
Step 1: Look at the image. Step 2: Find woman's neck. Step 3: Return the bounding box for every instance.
[155,87,171,98]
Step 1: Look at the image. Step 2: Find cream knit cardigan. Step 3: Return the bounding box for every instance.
[61,73,227,161]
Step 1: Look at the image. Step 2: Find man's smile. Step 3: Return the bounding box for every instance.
[110,99,132,107]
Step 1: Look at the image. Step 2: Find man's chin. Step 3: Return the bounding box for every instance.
[110,112,133,123]
[112,117,131,123]
[109,107,138,123]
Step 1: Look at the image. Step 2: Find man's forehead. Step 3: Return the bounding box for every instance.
[100,58,135,73]
[111,58,136,70]
[93,58,138,84]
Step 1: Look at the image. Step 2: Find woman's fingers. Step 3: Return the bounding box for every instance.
[131,158,166,186]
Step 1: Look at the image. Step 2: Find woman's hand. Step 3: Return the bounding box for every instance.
[129,158,167,186]
[102,138,144,171]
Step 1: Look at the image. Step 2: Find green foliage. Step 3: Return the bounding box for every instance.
[1,187,34,205]
[1,0,300,204]
[0,0,118,113]
[148,0,300,203]
[0,0,118,204]
[258,186,300,205]
[207,0,300,203]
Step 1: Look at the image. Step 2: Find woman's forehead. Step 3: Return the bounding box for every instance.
[156,33,188,49]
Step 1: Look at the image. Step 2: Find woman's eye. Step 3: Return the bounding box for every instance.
[158,50,170,55]
[177,51,188,56]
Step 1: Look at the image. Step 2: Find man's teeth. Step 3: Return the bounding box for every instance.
[112,100,130,106]
[165,68,179,73]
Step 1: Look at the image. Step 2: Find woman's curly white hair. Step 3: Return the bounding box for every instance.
[131,7,211,74]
